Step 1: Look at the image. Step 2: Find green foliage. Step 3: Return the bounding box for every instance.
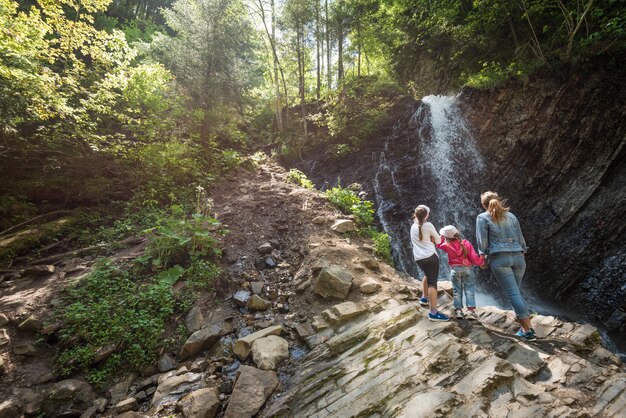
[464,60,543,89]
[325,183,374,226]
[366,228,394,266]
[286,169,314,189]
[58,260,176,385]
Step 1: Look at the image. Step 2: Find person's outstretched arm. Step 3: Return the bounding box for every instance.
[476,216,489,255]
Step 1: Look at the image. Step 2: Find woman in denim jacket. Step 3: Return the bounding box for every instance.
[476,191,536,341]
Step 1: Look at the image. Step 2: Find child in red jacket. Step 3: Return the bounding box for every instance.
[437,225,485,320]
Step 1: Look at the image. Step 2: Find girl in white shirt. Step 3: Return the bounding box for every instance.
[410,205,449,322]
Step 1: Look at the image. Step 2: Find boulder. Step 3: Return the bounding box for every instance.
[151,372,204,408]
[233,325,283,360]
[92,343,116,365]
[158,353,178,372]
[257,243,273,254]
[17,315,42,332]
[361,258,380,270]
[0,329,9,346]
[331,219,355,233]
[360,281,381,294]
[223,366,279,418]
[314,266,353,299]
[185,307,204,334]
[178,387,220,418]
[179,319,234,360]
[251,336,289,370]
[247,295,271,311]
[115,398,138,414]
[43,379,94,416]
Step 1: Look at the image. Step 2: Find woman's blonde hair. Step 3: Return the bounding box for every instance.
[413,205,429,240]
[481,191,509,222]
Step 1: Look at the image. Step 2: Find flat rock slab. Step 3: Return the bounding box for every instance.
[234,325,283,360]
[251,335,289,370]
[314,266,353,300]
[322,301,366,325]
[224,366,278,418]
[151,372,203,409]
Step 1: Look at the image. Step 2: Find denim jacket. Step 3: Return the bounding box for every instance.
[476,211,528,256]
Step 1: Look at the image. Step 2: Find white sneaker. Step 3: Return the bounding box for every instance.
[455,309,464,319]
[465,309,478,320]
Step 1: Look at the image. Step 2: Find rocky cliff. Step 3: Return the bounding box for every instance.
[291,69,626,353]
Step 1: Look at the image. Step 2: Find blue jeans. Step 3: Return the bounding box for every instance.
[451,267,476,310]
[489,252,530,319]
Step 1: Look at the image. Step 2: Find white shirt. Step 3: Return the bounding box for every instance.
[410,221,440,261]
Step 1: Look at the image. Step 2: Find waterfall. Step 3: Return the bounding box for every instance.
[372,94,485,280]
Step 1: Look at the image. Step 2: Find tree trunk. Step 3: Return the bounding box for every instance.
[316,0,321,99]
[271,0,282,131]
[296,19,307,139]
[325,0,331,89]
[337,17,344,81]
[357,17,361,77]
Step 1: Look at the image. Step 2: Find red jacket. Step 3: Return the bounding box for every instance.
[437,239,485,267]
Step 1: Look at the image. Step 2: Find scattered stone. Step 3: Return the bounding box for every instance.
[360,281,381,294]
[239,186,248,194]
[185,307,204,334]
[0,314,8,327]
[247,294,271,311]
[361,258,380,270]
[14,342,37,356]
[41,322,62,334]
[151,372,203,408]
[190,358,210,373]
[331,219,355,233]
[115,397,138,414]
[93,398,107,413]
[323,301,365,324]
[23,265,55,276]
[117,412,147,418]
[314,266,353,300]
[312,216,326,225]
[233,290,251,307]
[251,336,289,370]
[233,325,283,360]
[179,318,234,360]
[224,366,279,418]
[109,374,136,405]
[0,329,9,346]
[158,353,178,373]
[295,278,311,293]
[178,387,220,418]
[257,243,273,254]
[311,316,329,331]
[295,323,314,338]
[42,379,94,416]
[17,315,42,332]
[264,257,276,269]
[250,281,264,294]
[92,343,117,365]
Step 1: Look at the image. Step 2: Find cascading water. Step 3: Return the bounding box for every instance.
[373,95,487,286]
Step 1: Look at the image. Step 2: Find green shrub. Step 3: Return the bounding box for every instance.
[286,169,314,190]
[58,260,177,385]
[325,184,374,226]
[367,228,394,266]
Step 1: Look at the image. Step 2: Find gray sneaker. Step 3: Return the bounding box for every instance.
[455,309,464,319]
[465,309,478,321]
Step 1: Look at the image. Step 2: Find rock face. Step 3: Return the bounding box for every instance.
[263,301,626,418]
[251,335,289,370]
[313,266,353,299]
[224,366,279,418]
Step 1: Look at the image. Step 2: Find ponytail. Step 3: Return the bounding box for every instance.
[413,205,429,241]
[454,233,468,258]
[481,191,509,222]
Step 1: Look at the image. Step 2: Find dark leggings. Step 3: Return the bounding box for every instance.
[416,253,439,288]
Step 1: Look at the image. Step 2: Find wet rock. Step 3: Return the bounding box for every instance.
[233,290,251,307]
[179,319,234,360]
[23,265,55,276]
[17,315,42,332]
[185,306,204,334]
[151,372,204,408]
[250,281,264,294]
[331,219,355,233]
[0,329,9,346]
[14,342,37,356]
[223,366,279,418]
[314,266,353,299]
[158,353,178,372]
[251,336,289,370]
[247,294,271,311]
[92,343,116,365]
[178,387,220,418]
[359,281,381,294]
[0,313,8,327]
[257,243,273,254]
[115,397,138,414]
[233,325,283,360]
